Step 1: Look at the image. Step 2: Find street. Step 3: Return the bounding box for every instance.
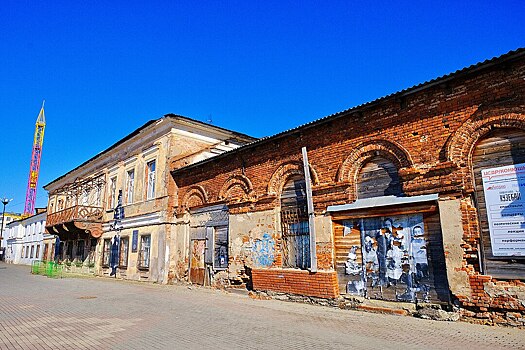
[0,263,524,350]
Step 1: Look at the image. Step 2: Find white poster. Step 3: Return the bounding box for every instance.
[482,163,525,256]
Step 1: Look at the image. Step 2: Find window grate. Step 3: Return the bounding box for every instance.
[281,207,310,269]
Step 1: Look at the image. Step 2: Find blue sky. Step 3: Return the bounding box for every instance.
[1,1,524,213]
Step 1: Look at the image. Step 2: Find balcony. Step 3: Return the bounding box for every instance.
[46,205,104,239]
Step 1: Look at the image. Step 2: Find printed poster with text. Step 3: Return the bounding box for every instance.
[482,163,525,256]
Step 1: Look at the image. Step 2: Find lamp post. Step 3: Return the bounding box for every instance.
[1,197,13,261]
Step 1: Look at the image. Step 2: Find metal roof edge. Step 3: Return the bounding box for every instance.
[172,47,525,175]
[44,114,258,190]
[326,193,439,212]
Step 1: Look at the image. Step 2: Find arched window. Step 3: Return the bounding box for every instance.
[472,128,525,277]
[280,175,310,269]
[357,156,402,199]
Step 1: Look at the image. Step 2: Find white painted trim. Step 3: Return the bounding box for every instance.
[124,156,137,166]
[142,145,158,158]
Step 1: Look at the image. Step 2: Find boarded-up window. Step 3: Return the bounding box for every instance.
[472,128,525,279]
[357,157,403,199]
[333,210,449,304]
[280,176,310,269]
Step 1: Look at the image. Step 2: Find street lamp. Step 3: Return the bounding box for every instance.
[1,197,13,261]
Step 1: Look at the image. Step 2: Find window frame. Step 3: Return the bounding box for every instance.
[146,160,156,200]
[108,176,117,209]
[102,238,111,267]
[119,236,129,268]
[125,168,135,205]
[138,234,151,270]
[213,226,229,270]
[280,176,311,270]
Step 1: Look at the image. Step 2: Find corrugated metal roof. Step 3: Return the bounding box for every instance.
[172,47,525,175]
[326,194,439,212]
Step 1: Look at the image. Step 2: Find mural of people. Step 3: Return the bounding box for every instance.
[346,214,431,302]
[386,238,404,282]
[411,225,429,279]
[345,245,361,275]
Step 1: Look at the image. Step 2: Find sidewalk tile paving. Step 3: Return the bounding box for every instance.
[1,262,524,349]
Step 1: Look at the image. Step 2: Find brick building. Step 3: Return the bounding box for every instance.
[171,48,525,325]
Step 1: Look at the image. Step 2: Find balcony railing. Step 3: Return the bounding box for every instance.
[46,205,103,227]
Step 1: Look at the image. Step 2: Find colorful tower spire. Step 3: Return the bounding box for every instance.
[24,101,46,216]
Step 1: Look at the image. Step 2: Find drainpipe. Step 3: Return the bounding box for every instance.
[302,147,317,273]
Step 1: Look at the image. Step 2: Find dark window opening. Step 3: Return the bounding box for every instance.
[280,176,310,269]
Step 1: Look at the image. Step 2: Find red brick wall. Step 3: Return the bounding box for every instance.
[252,269,339,299]
[172,53,525,320]
[173,56,525,214]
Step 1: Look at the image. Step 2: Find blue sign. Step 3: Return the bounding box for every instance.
[132,230,138,252]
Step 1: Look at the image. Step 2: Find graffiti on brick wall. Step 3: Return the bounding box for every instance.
[252,233,275,267]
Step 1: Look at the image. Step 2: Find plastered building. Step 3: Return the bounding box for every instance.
[4,211,49,265]
[44,115,255,283]
[170,49,525,325]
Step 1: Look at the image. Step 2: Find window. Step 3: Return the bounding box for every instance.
[357,156,403,199]
[95,185,102,206]
[280,176,310,269]
[30,245,34,258]
[146,160,156,200]
[472,128,525,278]
[102,239,111,267]
[25,246,29,258]
[43,244,49,261]
[126,169,135,204]
[214,227,228,269]
[36,244,40,259]
[109,176,117,208]
[138,235,151,269]
[58,199,64,210]
[119,236,129,268]
[82,190,89,205]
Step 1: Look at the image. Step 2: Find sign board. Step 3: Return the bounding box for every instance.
[482,163,525,256]
[132,230,138,253]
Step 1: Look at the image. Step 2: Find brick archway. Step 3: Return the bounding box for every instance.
[338,140,412,183]
[182,185,208,209]
[218,174,255,201]
[267,161,319,196]
[446,108,525,168]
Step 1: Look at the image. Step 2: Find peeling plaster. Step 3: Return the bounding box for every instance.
[484,282,525,308]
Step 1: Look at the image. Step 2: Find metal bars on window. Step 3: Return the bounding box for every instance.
[281,206,311,269]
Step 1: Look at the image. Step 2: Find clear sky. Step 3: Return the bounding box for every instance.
[1,1,524,213]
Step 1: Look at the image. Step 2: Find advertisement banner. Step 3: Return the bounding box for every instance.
[481,163,525,256]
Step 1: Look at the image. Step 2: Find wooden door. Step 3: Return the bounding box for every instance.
[190,239,205,285]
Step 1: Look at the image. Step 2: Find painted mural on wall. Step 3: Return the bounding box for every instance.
[252,233,275,268]
[344,214,430,302]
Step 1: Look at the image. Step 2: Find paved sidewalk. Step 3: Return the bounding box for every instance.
[0,262,524,350]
